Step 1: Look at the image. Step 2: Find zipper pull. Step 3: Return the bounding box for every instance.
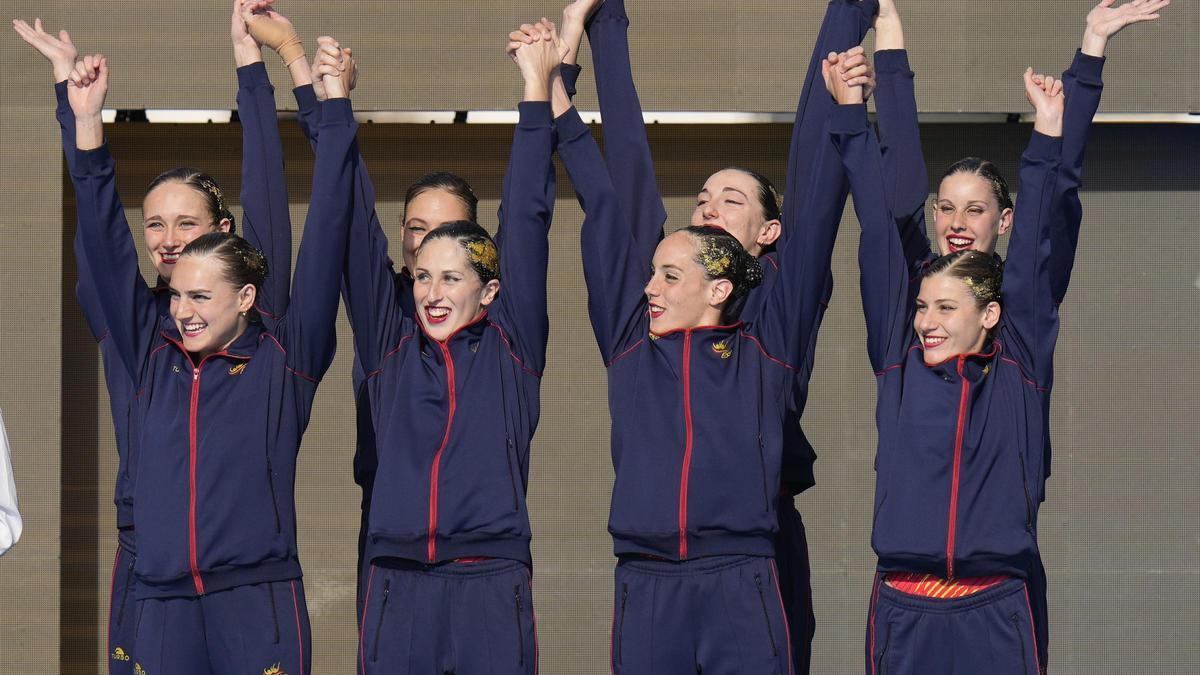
[193,368,200,381]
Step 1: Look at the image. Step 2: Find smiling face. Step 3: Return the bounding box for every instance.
[932,173,1013,256]
[914,273,1000,364]
[644,231,732,334]
[401,188,474,274]
[169,254,254,360]
[412,237,499,341]
[143,182,230,282]
[691,169,780,257]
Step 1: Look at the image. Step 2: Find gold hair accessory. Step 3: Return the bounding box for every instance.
[767,184,782,212]
[197,179,225,211]
[697,239,732,278]
[961,275,1000,302]
[465,239,500,278]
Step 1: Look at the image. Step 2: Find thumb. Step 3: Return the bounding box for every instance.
[59,29,72,45]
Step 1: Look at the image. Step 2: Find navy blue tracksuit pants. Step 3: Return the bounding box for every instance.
[359,558,537,675]
[775,498,815,675]
[107,533,138,674]
[132,579,311,675]
[612,555,792,675]
[866,576,1041,675]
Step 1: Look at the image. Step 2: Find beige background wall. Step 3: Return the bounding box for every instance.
[1,1,1197,674]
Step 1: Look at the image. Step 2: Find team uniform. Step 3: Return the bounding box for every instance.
[869,48,1106,673]
[833,99,1069,674]
[347,102,555,675]
[557,66,843,669]
[68,92,358,674]
[57,61,296,673]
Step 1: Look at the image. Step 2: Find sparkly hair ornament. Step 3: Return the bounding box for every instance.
[420,220,502,284]
[683,226,764,324]
[923,250,1004,310]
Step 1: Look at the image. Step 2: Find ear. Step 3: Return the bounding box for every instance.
[996,207,1014,236]
[756,218,782,248]
[479,278,501,307]
[217,217,233,233]
[708,277,734,309]
[981,300,1001,331]
[236,283,257,314]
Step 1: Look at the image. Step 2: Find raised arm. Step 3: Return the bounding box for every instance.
[1050,0,1168,303]
[278,40,358,381]
[827,65,913,372]
[66,55,161,382]
[490,25,562,373]
[580,0,668,249]
[998,70,1065,388]
[869,0,935,276]
[232,0,292,329]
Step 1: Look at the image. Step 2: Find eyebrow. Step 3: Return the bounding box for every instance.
[144,213,205,222]
[719,187,749,198]
[405,218,428,226]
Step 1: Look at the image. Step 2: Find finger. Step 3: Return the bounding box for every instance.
[842,53,866,68]
[59,29,72,45]
[827,51,840,64]
[846,45,865,56]
[1051,79,1064,98]
[846,75,872,87]
[34,17,44,34]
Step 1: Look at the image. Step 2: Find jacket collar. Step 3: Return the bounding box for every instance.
[649,321,743,342]
[417,309,491,348]
[160,318,264,362]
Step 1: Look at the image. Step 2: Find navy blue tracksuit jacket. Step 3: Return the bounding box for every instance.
[69,98,357,598]
[570,0,878,496]
[833,102,1065,580]
[348,102,556,567]
[61,63,295,536]
[559,100,843,561]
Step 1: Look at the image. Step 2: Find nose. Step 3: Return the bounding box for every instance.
[163,223,182,248]
[915,310,936,334]
[644,276,660,299]
[950,211,967,232]
[702,201,718,220]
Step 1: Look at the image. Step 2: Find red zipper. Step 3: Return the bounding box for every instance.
[187,366,206,594]
[428,341,458,562]
[678,332,695,559]
[945,356,970,579]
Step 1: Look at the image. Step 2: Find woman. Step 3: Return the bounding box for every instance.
[347,26,561,675]
[860,1,1168,667]
[240,0,487,614]
[64,40,354,672]
[14,4,297,669]
[826,36,1069,672]
[549,20,849,671]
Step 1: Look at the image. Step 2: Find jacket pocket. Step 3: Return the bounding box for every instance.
[1017,453,1033,531]
[266,456,282,533]
[757,433,770,512]
[116,558,135,625]
[505,437,520,512]
[372,579,392,662]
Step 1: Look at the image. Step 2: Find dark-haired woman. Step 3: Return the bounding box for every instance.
[346,27,561,675]
[62,37,356,672]
[15,6,299,670]
[826,37,1072,673]
[544,23,845,675]
[861,1,1168,668]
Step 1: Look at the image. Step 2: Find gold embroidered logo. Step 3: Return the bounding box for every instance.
[134,664,146,675]
[229,363,247,376]
[711,340,732,359]
[112,647,131,661]
[263,664,288,675]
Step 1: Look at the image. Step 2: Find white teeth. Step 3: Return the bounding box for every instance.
[948,237,972,246]
[184,323,206,332]
[427,307,450,318]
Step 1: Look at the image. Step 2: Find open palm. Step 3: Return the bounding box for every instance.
[12,18,77,81]
[1087,0,1170,39]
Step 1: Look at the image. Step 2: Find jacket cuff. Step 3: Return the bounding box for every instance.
[518,101,553,128]
[236,61,271,88]
[1069,49,1105,86]
[829,103,870,134]
[554,106,590,141]
[72,143,114,177]
[560,63,582,99]
[54,80,69,106]
[293,84,319,112]
[1025,130,1063,158]
[874,49,912,75]
[320,97,354,125]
